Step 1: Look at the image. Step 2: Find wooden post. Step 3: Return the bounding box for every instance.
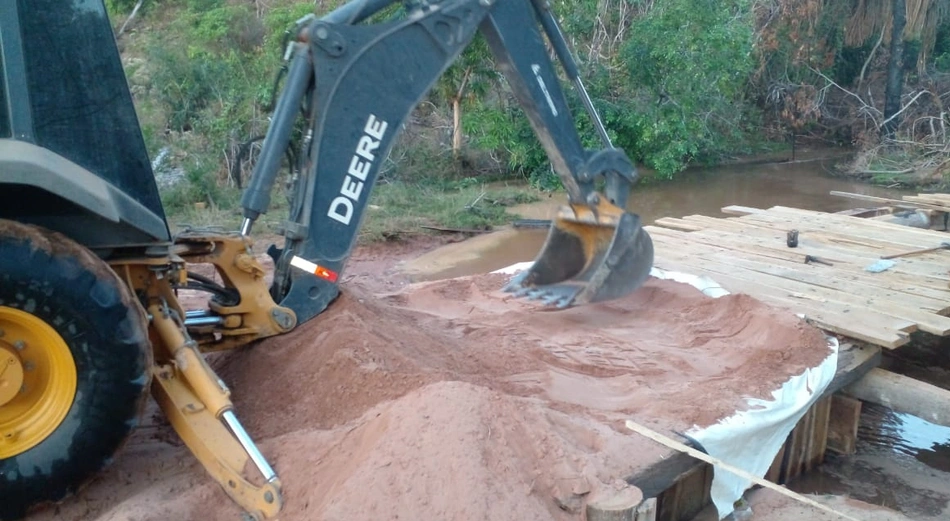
[826,394,862,455]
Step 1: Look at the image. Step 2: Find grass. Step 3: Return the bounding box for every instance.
[159,178,540,243]
[358,181,538,242]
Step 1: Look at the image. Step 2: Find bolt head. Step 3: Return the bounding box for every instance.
[13,340,24,351]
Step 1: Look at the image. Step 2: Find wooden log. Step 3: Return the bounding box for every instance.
[636,498,657,521]
[844,367,950,428]
[587,485,645,521]
[826,394,862,455]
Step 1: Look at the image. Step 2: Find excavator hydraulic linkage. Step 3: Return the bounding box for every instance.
[242,0,654,325]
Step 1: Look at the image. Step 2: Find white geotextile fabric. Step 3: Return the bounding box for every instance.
[493,264,839,519]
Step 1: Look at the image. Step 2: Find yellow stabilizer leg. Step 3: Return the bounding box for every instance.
[149,304,282,521]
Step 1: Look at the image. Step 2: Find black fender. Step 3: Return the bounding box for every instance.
[0,139,170,251]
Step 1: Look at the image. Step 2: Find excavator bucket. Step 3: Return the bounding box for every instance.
[504,199,654,308]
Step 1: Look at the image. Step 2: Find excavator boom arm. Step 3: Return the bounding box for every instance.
[241,0,653,323]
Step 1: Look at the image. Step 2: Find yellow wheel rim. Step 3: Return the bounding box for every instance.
[0,306,77,458]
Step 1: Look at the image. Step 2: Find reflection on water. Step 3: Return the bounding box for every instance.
[859,402,950,473]
[789,402,950,520]
[510,155,918,225]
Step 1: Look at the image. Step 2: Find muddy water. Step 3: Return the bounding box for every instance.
[401,151,916,281]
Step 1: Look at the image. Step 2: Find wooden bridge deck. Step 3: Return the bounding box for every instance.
[647,204,950,349]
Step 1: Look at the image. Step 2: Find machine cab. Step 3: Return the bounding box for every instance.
[0,0,170,251]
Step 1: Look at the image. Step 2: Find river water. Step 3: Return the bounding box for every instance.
[402,149,919,282]
[399,149,950,519]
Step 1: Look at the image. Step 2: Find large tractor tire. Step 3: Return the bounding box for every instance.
[0,221,153,520]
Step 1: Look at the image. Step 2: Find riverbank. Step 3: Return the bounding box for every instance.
[164,144,917,245]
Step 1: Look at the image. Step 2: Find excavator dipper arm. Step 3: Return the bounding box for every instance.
[240,0,654,323]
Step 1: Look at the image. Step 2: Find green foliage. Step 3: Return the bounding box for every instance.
[462,102,553,189]
[616,0,758,176]
[935,21,950,71]
[133,0,914,241]
[361,182,537,242]
[105,0,141,14]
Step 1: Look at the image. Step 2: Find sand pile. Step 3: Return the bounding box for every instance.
[31,272,832,521]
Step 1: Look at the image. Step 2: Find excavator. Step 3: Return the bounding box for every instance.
[0,0,653,519]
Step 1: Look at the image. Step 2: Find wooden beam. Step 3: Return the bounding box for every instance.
[844,368,950,428]
[823,343,882,396]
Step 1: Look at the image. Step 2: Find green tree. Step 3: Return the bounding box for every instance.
[617,0,758,176]
[431,34,498,157]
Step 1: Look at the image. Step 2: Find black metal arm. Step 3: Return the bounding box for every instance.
[239,0,639,323]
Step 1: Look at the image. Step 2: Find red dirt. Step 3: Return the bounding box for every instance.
[26,237,834,521]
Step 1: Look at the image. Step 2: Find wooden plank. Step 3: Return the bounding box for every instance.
[718,214,950,276]
[657,245,950,336]
[844,367,950,429]
[784,409,807,481]
[647,225,950,303]
[713,254,950,315]
[761,204,949,239]
[652,251,913,348]
[765,441,785,483]
[762,205,950,244]
[679,226,950,287]
[904,194,950,206]
[809,395,832,470]
[829,191,950,212]
[652,217,704,232]
[626,450,708,499]
[678,212,927,257]
[721,205,766,216]
[826,394,862,455]
[739,212,945,252]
